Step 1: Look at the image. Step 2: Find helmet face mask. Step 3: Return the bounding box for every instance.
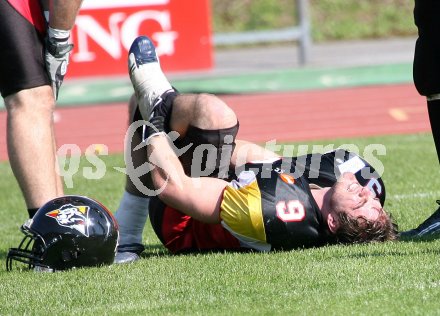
[7,196,119,272]
[6,223,47,271]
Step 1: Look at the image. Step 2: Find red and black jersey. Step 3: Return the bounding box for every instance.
[251,162,327,250]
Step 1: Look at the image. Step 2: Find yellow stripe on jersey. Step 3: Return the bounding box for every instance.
[220,179,267,243]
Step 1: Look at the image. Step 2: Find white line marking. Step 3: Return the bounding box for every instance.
[389,192,440,200]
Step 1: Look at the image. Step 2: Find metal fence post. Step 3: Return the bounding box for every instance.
[213,0,312,66]
[297,0,312,65]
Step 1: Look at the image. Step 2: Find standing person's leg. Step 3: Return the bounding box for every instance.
[0,1,63,218]
[399,0,440,240]
[413,0,440,163]
[5,88,63,214]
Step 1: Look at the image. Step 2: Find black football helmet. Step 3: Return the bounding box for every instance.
[7,195,119,272]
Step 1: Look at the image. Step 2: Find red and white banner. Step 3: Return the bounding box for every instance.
[68,0,213,77]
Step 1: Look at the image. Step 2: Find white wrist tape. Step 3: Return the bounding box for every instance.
[47,26,71,43]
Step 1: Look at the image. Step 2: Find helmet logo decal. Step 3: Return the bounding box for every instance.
[46,204,90,237]
[280,173,295,185]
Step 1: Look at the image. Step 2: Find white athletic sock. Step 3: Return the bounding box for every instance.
[129,53,173,110]
[140,63,172,108]
[114,190,150,246]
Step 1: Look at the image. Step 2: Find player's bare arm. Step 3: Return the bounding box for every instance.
[49,0,83,30]
[147,134,229,224]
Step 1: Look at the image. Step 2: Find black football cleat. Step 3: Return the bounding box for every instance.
[400,200,440,239]
[114,243,145,264]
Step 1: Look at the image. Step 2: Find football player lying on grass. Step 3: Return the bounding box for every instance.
[114,36,402,261]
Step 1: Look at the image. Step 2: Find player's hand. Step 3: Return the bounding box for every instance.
[45,37,74,100]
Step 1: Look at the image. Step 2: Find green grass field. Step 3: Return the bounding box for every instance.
[0,133,439,315]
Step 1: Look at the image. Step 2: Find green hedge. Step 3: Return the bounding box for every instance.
[212,0,417,42]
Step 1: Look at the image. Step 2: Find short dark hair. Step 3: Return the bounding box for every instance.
[334,210,398,244]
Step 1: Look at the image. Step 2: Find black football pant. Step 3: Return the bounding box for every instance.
[413,0,440,163]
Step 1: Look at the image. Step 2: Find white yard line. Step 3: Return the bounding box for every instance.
[389,191,440,200]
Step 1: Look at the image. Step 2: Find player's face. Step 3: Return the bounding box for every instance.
[330,172,383,222]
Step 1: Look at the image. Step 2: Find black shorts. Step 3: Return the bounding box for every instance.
[0,1,49,98]
[413,0,440,96]
[132,101,239,178]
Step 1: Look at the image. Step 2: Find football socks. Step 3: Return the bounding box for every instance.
[114,190,150,246]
